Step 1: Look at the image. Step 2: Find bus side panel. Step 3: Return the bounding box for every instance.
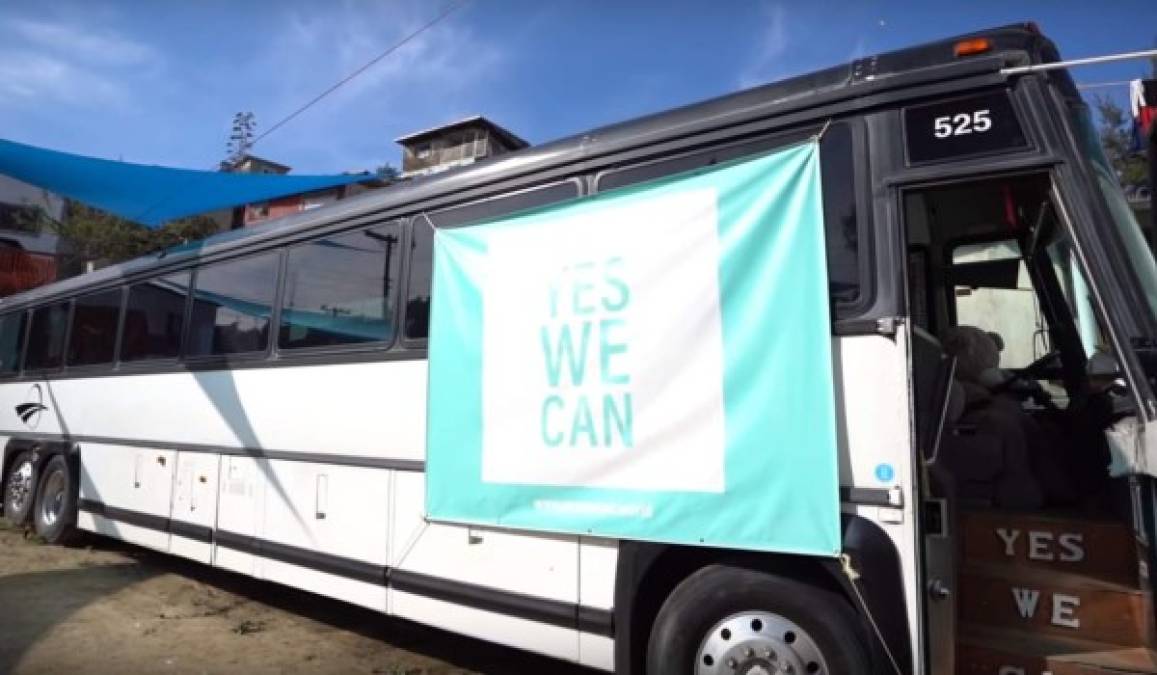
[390,470,581,663]
[257,458,389,612]
[168,451,219,563]
[77,442,176,552]
[35,361,426,463]
[578,538,618,670]
[833,332,920,671]
[215,454,264,576]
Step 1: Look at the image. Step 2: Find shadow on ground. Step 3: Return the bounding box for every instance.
[0,561,158,673]
[0,530,597,675]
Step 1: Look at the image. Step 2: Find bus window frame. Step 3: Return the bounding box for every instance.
[0,310,29,380]
[271,219,406,359]
[932,179,1089,392]
[181,248,284,367]
[116,269,195,370]
[1029,76,1157,411]
[398,178,586,352]
[64,285,127,374]
[23,299,73,376]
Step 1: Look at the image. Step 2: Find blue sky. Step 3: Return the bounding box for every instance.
[0,1,1154,175]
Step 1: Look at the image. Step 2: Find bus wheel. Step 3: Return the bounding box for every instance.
[33,455,79,545]
[3,450,37,526]
[646,565,870,675]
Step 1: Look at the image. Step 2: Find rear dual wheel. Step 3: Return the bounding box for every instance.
[33,454,80,545]
[647,565,870,675]
[3,450,37,526]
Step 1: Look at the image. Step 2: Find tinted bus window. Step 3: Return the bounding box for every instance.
[405,181,581,340]
[280,223,402,350]
[25,301,70,371]
[68,288,122,367]
[0,312,27,376]
[121,272,190,362]
[595,123,864,308]
[819,124,860,304]
[187,253,279,357]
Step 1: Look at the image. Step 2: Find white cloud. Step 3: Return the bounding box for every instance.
[0,13,160,112]
[8,17,156,66]
[248,1,505,165]
[738,2,790,89]
[0,50,130,108]
[0,1,506,172]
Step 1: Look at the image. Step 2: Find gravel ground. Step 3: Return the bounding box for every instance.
[0,522,597,675]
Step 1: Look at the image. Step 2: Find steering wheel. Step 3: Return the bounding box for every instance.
[1019,350,1063,381]
[993,350,1062,409]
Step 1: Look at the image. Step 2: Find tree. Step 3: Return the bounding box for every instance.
[222,112,257,169]
[374,163,400,181]
[1095,96,1150,193]
[17,201,220,277]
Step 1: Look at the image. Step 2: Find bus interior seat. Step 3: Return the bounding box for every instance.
[911,325,1004,508]
[941,325,1080,509]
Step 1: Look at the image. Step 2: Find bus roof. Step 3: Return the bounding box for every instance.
[1,22,1066,310]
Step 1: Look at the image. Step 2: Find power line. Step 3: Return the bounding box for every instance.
[252,0,472,146]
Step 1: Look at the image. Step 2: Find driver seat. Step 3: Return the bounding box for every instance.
[940,326,1046,508]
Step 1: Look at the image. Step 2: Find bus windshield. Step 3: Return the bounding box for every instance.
[1068,103,1157,327]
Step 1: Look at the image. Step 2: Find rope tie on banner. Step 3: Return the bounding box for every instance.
[839,552,904,675]
[814,118,833,143]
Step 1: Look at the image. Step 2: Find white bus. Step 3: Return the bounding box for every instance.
[5,24,1157,675]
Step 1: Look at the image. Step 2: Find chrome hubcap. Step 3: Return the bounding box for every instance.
[696,612,827,675]
[6,459,34,514]
[39,469,66,527]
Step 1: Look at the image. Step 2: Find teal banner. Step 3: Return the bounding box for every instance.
[426,141,840,555]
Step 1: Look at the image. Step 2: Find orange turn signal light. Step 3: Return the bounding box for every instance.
[954,38,993,57]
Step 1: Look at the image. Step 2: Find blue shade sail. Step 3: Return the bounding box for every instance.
[0,138,371,227]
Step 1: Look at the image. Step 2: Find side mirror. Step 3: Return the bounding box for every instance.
[1087,351,1122,378]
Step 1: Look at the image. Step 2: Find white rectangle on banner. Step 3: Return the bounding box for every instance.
[480,188,726,492]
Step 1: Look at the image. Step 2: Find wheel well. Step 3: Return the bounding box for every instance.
[616,544,849,675]
[614,514,912,675]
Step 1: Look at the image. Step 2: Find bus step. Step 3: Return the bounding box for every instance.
[958,562,1151,646]
[961,510,1139,586]
[957,626,1157,674]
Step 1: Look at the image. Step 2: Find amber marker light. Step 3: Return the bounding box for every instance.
[954,38,993,57]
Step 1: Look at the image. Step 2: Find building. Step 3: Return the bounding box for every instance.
[0,174,64,296]
[222,154,292,176]
[396,116,529,178]
[218,153,381,229]
[217,116,529,229]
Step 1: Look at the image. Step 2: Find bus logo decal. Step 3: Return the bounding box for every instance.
[16,385,47,430]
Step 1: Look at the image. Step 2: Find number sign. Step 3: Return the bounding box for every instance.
[904,91,1028,164]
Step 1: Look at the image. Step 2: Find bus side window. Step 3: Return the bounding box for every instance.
[121,272,190,362]
[0,311,27,376]
[279,222,403,351]
[67,287,123,368]
[186,252,280,358]
[403,181,582,342]
[819,124,860,306]
[25,301,70,372]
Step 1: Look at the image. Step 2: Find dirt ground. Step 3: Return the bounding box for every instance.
[0,522,597,675]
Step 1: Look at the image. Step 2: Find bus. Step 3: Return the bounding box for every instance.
[3,23,1157,675]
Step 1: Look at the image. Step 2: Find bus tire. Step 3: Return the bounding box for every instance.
[32,454,80,545]
[3,450,37,526]
[646,564,870,675]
